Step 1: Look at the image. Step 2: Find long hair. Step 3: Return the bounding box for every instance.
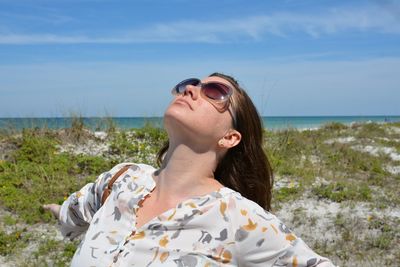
[157,73,274,211]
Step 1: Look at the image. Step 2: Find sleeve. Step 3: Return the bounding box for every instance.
[58,163,129,240]
[229,197,336,267]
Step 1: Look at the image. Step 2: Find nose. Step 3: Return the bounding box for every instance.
[183,84,200,100]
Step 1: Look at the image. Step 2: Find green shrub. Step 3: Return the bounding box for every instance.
[366,217,396,250]
[0,228,31,256]
[109,125,167,165]
[274,186,303,203]
[75,154,112,175]
[32,238,79,266]
[0,131,114,223]
[356,122,387,138]
[322,122,348,131]
[265,129,316,180]
[109,131,139,156]
[12,129,58,164]
[312,182,372,202]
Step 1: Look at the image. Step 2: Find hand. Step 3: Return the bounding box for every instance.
[43,204,61,220]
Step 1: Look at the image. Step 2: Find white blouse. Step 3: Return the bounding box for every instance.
[59,162,335,267]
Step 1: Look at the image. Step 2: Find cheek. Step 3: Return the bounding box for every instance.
[199,105,232,133]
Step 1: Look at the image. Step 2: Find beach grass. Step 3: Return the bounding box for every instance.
[0,118,399,266]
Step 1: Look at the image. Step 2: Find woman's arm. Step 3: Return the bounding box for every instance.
[43,163,129,240]
[42,203,61,219]
[57,177,105,239]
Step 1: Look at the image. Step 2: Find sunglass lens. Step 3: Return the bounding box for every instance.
[202,83,231,101]
[175,78,200,94]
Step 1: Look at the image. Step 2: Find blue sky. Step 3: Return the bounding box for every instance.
[0,0,399,117]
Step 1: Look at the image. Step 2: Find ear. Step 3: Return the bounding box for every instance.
[218,130,241,149]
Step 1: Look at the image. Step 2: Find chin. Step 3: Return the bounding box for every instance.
[164,109,199,140]
[163,106,188,132]
[163,105,221,143]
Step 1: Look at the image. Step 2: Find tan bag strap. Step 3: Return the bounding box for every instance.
[101,164,133,205]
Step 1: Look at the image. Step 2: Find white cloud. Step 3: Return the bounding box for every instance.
[0,11,76,25]
[0,4,399,44]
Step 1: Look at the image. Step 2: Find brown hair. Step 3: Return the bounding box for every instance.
[157,73,274,211]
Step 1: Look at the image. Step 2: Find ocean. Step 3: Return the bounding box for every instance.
[1,116,399,131]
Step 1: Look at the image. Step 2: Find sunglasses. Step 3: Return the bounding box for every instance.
[171,78,237,126]
[172,78,233,103]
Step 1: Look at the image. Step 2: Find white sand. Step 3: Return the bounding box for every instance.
[351,145,400,161]
[56,139,110,156]
[94,131,108,140]
[324,136,356,144]
[385,165,400,175]
[388,126,400,135]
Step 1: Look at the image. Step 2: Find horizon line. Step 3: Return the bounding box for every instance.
[1,115,400,119]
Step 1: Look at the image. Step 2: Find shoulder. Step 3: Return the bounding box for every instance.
[107,162,157,188]
[107,162,156,176]
[96,162,156,189]
[225,190,295,247]
[226,190,278,223]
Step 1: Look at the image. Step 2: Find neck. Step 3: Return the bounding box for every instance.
[152,142,224,203]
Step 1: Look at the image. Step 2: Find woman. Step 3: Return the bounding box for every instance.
[44,73,335,266]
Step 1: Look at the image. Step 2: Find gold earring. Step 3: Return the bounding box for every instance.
[218,140,224,147]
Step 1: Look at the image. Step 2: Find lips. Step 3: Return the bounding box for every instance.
[174,99,192,110]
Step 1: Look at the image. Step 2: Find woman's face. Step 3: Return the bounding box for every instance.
[164,76,236,147]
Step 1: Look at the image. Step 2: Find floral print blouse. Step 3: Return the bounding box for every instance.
[59,162,335,267]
